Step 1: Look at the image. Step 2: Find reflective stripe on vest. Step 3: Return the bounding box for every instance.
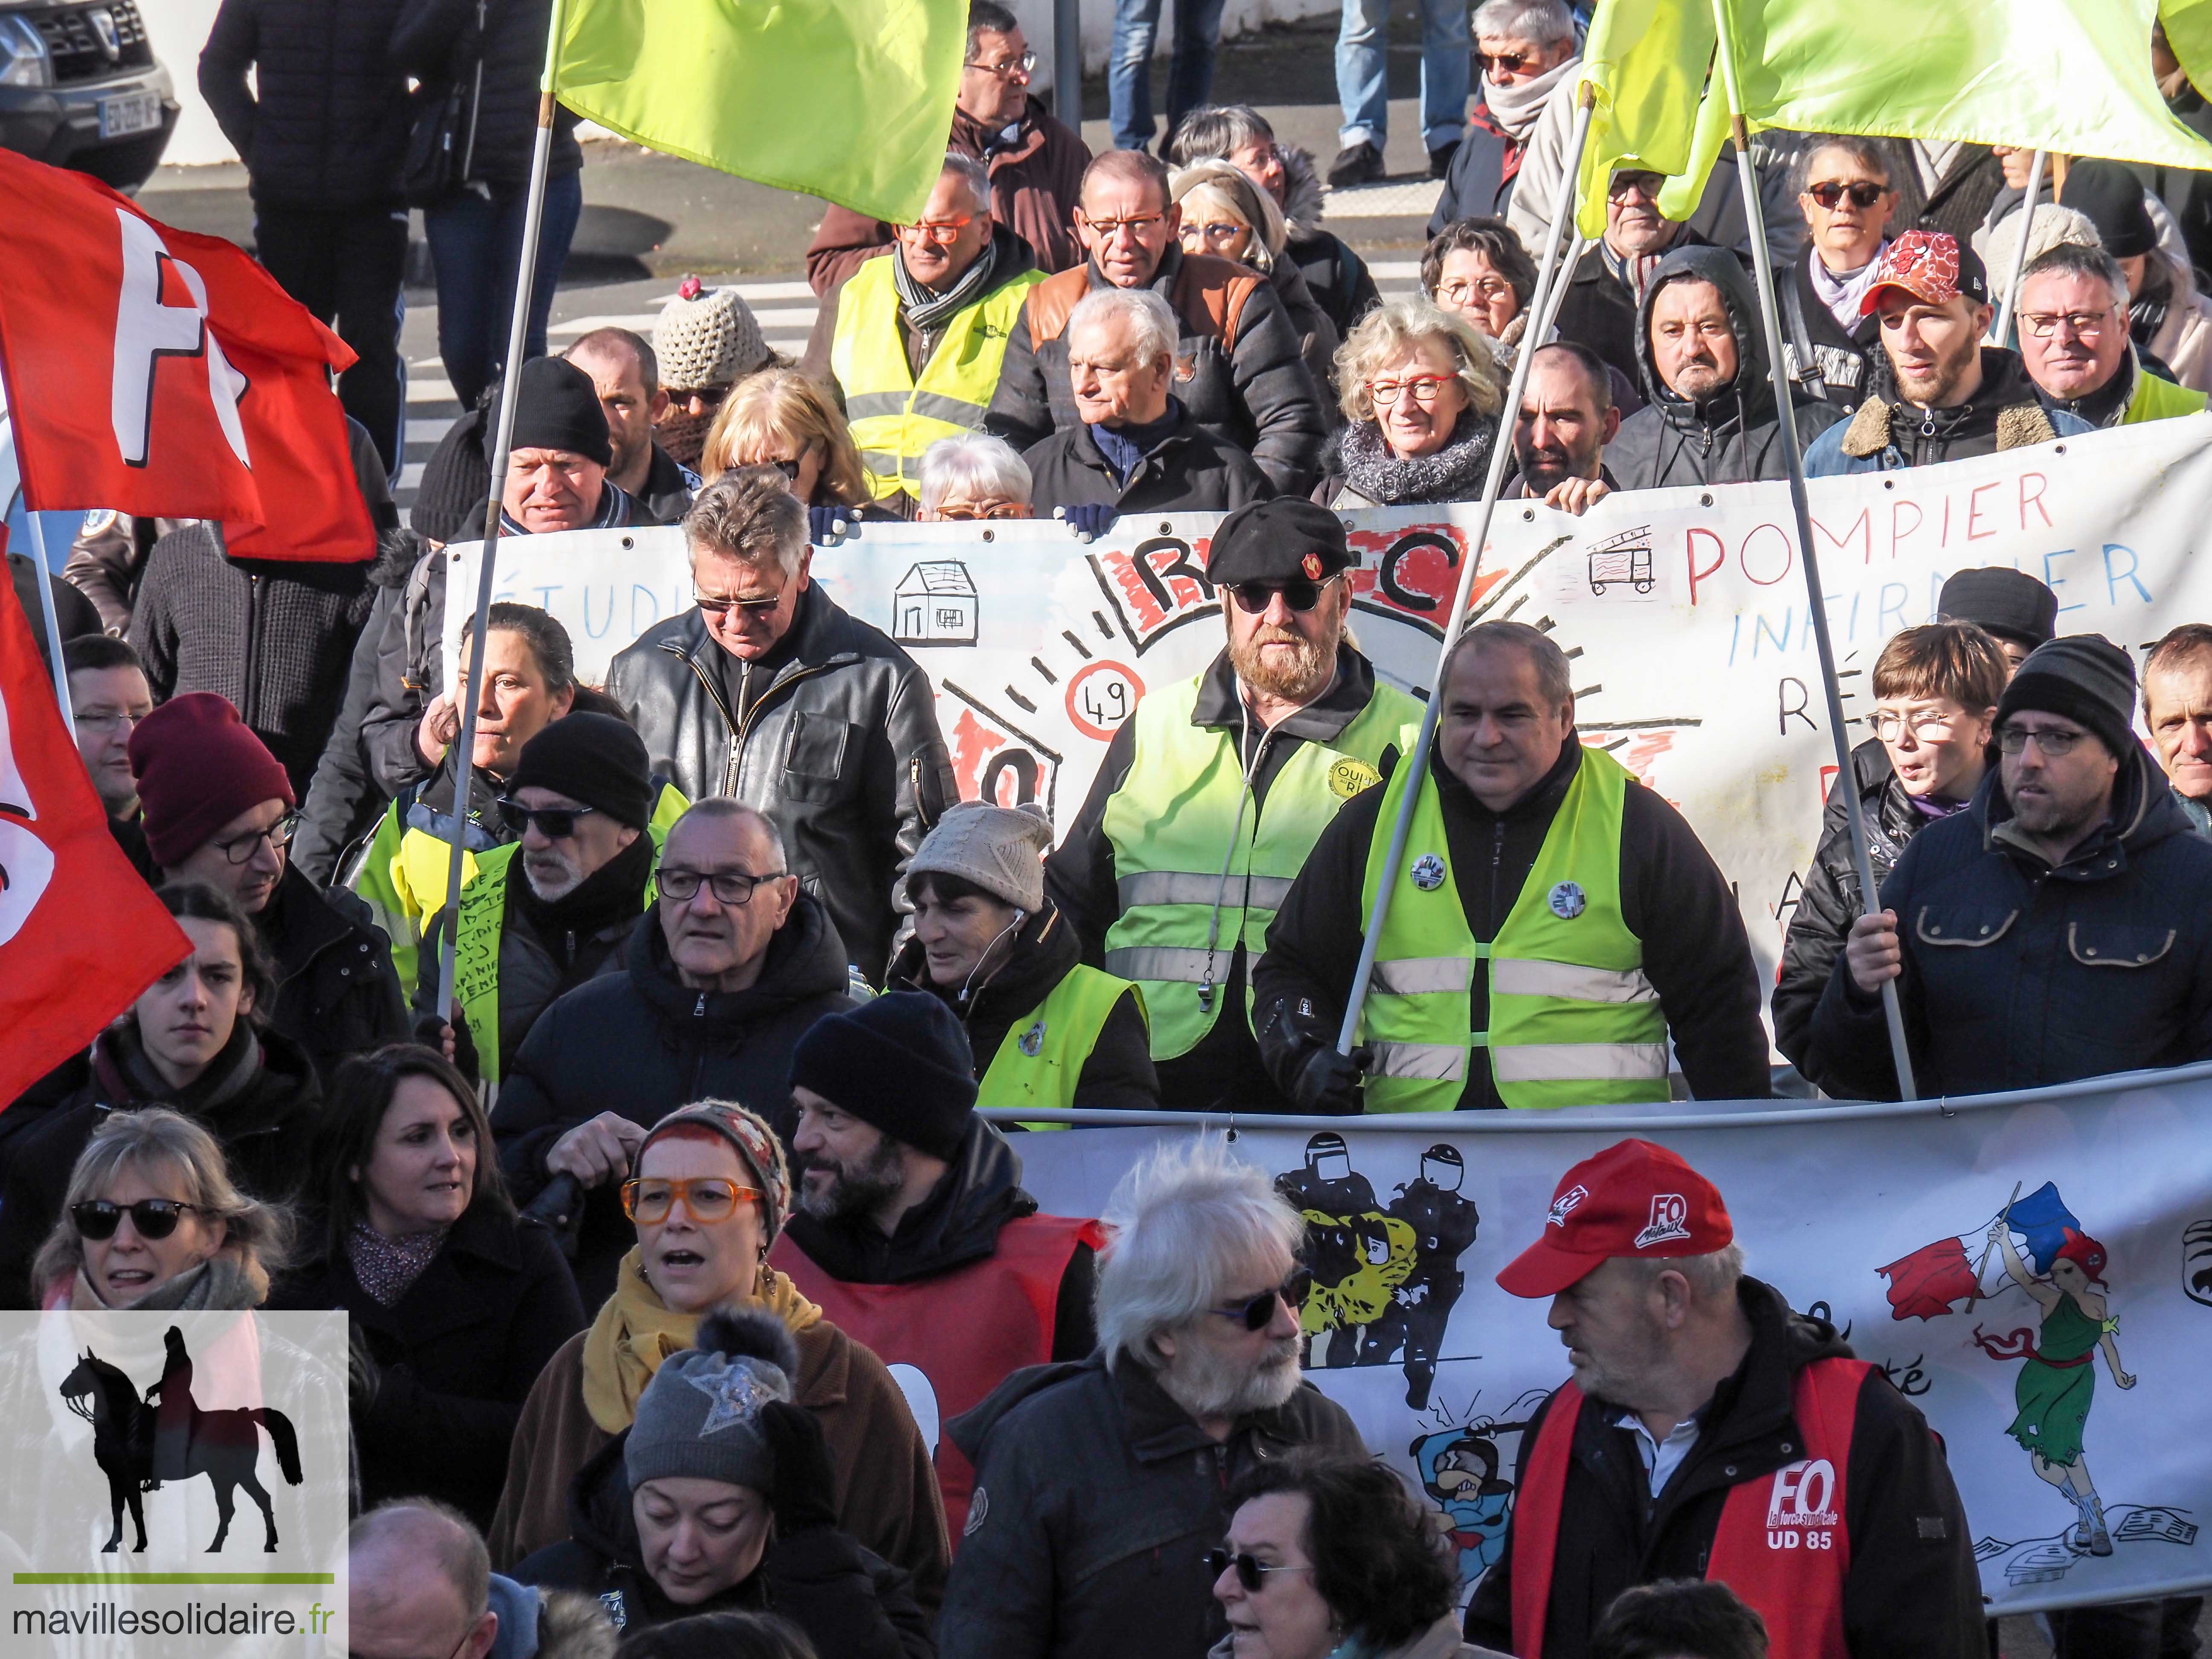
[351,797,486,997]
[1356,746,1668,1112]
[829,255,1043,501]
[769,1213,1106,1543]
[448,784,687,1085]
[978,964,1146,1130]
[1100,669,1423,1060]
[1508,1360,1869,1659]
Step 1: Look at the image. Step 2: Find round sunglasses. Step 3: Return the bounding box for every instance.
[1228,577,1338,615]
[72,1199,206,1241]
[1208,1265,1315,1330]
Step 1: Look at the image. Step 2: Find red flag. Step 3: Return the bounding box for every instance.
[1875,1235,1982,1321]
[0,584,190,1106]
[0,148,372,562]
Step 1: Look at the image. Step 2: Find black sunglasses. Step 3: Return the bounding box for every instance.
[1204,1548,1316,1593]
[498,799,599,838]
[72,1199,205,1242]
[1208,1265,1314,1331]
[1228,579,1333,615]
[1807,180,1889,210]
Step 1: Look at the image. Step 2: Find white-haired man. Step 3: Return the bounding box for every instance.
[1021,286,1273,526]
[1462,1140,1983,1659]
[804,152,1048,512]
[917,433,1034,521]
[607,470,956,984]
[938,1141,1362,1659]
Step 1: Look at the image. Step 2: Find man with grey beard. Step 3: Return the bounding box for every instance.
[415,712,674,1096]
[937,1141,1362,1659]
[1046,499,1424,1113]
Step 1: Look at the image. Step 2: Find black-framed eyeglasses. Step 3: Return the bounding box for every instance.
[658,866,787,905]
[1204,1549,1318,1593]
[498,799,599,839]
[1228,578,1335,615]
[1208,1265,1313,1331]
[211,811,300,864]
[666,386,728,411]
[1807,180,1889,210]
[694,587,787,617]
[1998,726,2090,757]
[71,1199,205,1242]
[1609,170,1665,200]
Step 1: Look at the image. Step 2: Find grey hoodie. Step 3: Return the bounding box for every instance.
[1606,245,1841,491]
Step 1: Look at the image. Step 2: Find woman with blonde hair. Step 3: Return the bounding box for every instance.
[1171,159,1339,397]
[1317,297,1505,507]
[34,1107,292,1311]
[698,368,882,536]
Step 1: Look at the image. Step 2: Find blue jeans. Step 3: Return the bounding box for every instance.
[1336,0,1470,152]
[424,169,585,410]
[1109,0,1228,152]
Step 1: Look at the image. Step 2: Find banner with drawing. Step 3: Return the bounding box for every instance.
[978,1071,2212,1615]
[445,415,2212,993]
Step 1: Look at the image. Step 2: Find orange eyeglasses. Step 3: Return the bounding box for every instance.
[620,1177,763,1225]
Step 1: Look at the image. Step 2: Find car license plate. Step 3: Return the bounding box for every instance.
[98,90,161,139]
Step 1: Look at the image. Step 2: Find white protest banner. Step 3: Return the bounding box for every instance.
[445,416,2212,991]
[978,1074,2212,1616]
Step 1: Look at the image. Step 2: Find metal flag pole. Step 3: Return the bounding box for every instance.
[1052,0,1080,129]
[1335,85,1598,1056]
[1704,0,1918,1098]
[1989,148,2047,348]
[435,0,569,1020]
[1536,236,1592,346]
[21,514,76,723]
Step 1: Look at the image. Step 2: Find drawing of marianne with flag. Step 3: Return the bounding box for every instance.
[1879,1184,2136,1555]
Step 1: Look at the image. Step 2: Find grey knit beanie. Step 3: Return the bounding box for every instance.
[652,277,772,392]
[625,1308,798,1495]
[909,800,1052,912]
[1996,634,2139,761]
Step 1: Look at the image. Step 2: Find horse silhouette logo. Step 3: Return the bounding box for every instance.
[58,1324,303,1554]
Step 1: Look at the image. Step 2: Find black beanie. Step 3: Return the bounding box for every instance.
[507,712,654,828]
[509,356,614,468]
[1996,634,2139,762]
[789,992,977,1161]
[2061,161,2159,261]
[411,400,494,543]
[1938,566,2059,651]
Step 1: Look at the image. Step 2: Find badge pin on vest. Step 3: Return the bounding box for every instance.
[1019,1020,1046,1057]
[1548,880,1587,920]
[1411,853,1447,891]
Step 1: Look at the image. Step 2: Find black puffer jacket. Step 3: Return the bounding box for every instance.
[985,247,1329,496]
[294,541,418,885]
[268,1200,585,1529]
[390,0,582,191]
[781,1117,1096,1360]
[1461,1278,1985,1659]
[198,0,410,210]
[254,865,411,1088]
[0,1023,322,1309]
[1771,763,1947,1091]
[1607,245,1841,491]
[490,892,858,1306]
[514,1434,932,1659]
[885,902,1158,1113]
[1279,145,1380,339]
[605,585,956,984]
[1805,742,2212,1098]
[937,1356,1365,1659]
[128,525,379,796]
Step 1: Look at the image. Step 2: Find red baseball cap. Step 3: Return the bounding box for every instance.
[1859,228,1991,318]
[1496,1139,1733,1298]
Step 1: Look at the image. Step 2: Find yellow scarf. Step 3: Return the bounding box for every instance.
[580,1247,823,1434]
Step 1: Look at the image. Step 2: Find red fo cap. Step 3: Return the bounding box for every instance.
[1859,228,1991,317]
[1495,1139,1733,1298]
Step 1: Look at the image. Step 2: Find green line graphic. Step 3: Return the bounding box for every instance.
[13,1573,335,1585]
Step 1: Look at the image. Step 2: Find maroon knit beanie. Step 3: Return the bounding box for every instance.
[129,693,296,870]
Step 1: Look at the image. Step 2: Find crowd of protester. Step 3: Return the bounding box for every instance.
[13,0,2212,1654]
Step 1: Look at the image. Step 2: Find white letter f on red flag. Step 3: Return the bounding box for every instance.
[110,208,250,470]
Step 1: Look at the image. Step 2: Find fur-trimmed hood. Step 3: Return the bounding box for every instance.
[1280,143,1327,240]
[1839,348,2060,459]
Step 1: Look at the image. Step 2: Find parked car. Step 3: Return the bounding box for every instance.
[0,0,175,192]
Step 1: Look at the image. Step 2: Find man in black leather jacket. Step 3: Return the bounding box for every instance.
[607,469,955,986]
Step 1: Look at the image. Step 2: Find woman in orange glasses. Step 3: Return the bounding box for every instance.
[485,1101,949,1618]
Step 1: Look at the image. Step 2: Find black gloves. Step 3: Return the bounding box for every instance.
[1290,1043,1371,1114]
[409,1006,479,1086]
[757,1399,839,1533]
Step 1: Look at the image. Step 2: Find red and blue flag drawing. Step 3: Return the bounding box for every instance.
[1877,1183,2082,1321]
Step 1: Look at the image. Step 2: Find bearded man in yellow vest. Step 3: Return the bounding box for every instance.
[1255,620,1770,1112]
[888,799,1157,1112]
[773,990,1106,1539]
[1046,498,1424,1113]
[808,151,1045,514]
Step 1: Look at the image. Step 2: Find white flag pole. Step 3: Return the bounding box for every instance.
[1989,149,2047,348]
